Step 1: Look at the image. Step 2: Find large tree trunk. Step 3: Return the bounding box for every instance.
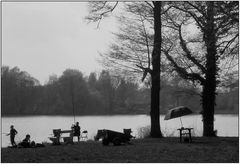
[202,1,217,137]
[150,2,163,138]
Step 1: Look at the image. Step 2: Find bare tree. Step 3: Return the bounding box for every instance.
[86,1,164,137]
[99,11,153,79]
[162,1,238,136]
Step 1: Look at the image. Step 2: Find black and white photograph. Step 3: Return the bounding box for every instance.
[1,1,239,163]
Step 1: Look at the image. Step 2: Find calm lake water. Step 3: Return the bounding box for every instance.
[1,114,238,147]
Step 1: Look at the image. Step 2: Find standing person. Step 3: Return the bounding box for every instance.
[6,125,18,147]
[74,122,81,142]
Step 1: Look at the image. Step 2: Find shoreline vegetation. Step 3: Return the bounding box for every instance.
[2,66,238,117]
[1,110,238,117]
[1,137,238,163]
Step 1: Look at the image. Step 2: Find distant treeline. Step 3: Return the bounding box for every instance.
[1,66,238,116]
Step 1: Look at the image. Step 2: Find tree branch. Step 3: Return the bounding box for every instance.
[161,5,173,15]
[218,33,239,56]
[87,2,119,28]
[163,50,205,85]
[173,5,205,30]
[139,15,151,69]
[178,26,207,73]
[136,64,153,82]
[145,1,154,9]
[186,2,207,18]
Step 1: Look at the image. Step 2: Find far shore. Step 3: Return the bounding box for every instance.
[1,137,238,163]
[1,111,238,117]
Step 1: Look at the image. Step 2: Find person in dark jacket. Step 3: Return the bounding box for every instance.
[74,122,81,142]
[6,125,18,147]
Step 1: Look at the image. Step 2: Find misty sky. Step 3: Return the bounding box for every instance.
[2,2,118,84]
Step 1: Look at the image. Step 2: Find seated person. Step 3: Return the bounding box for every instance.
[18,134,35,148]
[124,129,134,138]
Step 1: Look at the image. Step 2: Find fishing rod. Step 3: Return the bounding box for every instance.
[70,79,76,124]
[72,94,76,124]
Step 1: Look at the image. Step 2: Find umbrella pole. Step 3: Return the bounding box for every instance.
[180,117,183,128]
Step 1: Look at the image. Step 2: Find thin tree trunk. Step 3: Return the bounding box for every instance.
[150,2,163,138]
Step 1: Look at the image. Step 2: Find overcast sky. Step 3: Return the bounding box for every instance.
[2,2,118,84]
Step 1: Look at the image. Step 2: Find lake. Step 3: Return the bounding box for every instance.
[1,114,238,147]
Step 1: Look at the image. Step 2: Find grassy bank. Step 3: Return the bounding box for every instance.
[1,137,238,163]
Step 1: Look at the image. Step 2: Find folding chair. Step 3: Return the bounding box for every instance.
[49,129,61,145]
[81,130,88,141]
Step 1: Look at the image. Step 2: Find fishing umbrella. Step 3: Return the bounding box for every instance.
[164,106,193,127]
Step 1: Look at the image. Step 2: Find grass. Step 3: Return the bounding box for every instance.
[1,137,238,163]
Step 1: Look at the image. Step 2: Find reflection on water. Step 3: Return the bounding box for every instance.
[1,114,238,147]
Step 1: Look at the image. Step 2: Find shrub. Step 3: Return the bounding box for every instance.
[137,126,151,138]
